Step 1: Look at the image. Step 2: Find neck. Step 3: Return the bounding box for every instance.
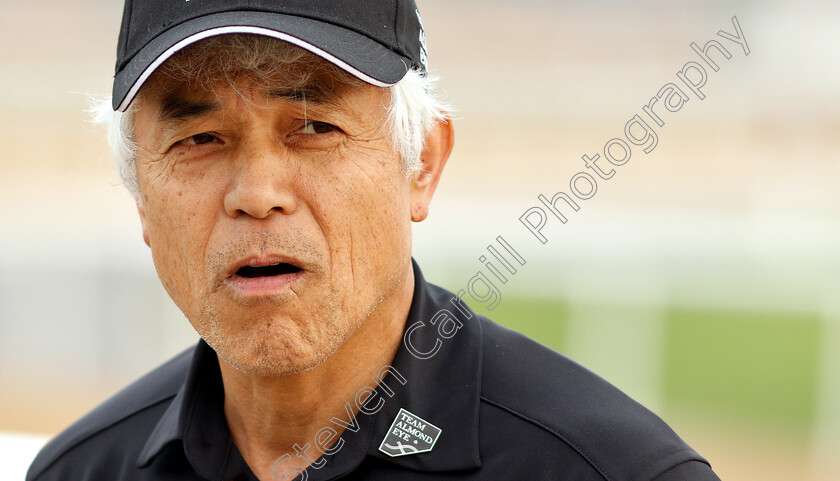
[218,263,415,479]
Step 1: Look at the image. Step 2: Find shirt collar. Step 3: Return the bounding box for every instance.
[137,259,482,477]
[137,340,250,480]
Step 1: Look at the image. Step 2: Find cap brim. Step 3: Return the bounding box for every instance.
[112,11,412,111]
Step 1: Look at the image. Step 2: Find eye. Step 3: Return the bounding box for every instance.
[300,121,336,135]
[182,133,218,145]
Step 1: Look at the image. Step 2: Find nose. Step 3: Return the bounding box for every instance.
[223,139,299,219]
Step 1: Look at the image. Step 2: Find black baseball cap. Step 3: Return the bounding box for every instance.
[112,0,429,111]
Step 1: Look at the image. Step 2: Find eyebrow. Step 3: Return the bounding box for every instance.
[157,96,220,123]
[155,80,348,124]
[267,83,344,107]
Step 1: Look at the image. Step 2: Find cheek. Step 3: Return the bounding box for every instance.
[305,151,412,280]
[141,181,219,314]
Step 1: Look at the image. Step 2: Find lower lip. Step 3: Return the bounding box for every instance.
[225,270,305,296]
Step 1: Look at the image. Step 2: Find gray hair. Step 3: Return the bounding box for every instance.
[91,35,448,197]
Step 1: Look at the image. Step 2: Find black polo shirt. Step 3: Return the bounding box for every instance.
[28,261,720,481]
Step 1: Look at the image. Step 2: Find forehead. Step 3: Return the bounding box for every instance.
[141,71,356,116]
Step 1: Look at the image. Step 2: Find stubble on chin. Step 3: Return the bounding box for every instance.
[194,291,350,376]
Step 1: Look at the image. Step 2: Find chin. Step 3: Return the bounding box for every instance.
[197,313,347,377]
[218,340,335,377]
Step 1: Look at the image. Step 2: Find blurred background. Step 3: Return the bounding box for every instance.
[1,0,838,479]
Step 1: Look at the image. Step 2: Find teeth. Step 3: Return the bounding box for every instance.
[249,260,284,267]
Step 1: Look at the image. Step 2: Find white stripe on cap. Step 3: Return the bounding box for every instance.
[117,25,398,112]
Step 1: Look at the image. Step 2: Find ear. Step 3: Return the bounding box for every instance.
[136,197,151,247]
[410,114,454,222]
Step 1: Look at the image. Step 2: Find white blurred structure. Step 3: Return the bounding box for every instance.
[0,431,49,480]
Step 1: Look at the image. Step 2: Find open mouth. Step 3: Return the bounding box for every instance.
[235,262,302,278]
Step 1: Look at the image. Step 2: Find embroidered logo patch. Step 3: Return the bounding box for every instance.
[378,408,441,457]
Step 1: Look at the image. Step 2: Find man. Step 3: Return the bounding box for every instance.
[28,1,721,480]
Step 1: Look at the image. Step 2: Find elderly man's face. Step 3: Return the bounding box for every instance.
[131,63,421,375]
